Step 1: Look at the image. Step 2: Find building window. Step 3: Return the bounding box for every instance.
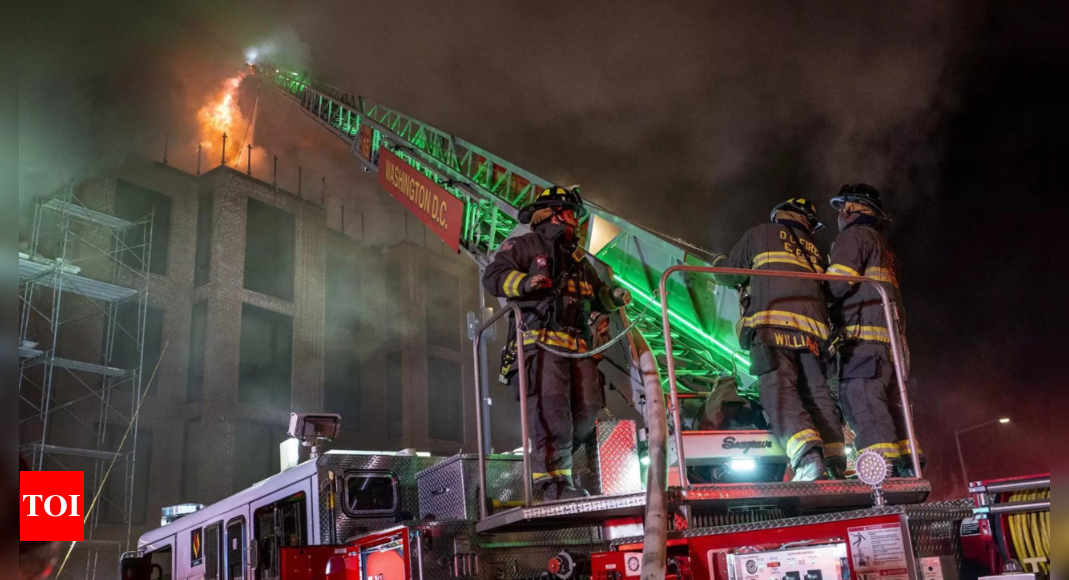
[102,428,153,525]
[110,303,164,389]
[234,421,288,491]
[427,356,464,443]
[182,419,201,502]
[243,198,295,301]
[386,353,403,439]
[425,269,460,350]
[324,352,360,438]
[194,195,213,287]
[238,304,293,410]
[115,180,172,276]
[188,302,208,402]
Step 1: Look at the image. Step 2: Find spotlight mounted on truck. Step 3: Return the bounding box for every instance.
[287,413,342,459]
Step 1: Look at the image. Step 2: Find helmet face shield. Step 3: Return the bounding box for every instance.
[831,183,889,219]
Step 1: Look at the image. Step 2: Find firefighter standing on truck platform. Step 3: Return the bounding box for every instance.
[483,186,631,500]
[713,198,847,481]
[826,184,921,477]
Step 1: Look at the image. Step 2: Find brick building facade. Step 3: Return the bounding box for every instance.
[21,154,500,573]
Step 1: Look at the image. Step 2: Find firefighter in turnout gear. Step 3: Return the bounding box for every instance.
[713,198,846,481]
[826,184,921,477]
[483,186,631,500]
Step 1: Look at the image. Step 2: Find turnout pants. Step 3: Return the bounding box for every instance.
[838,343,923,465]
[751,337,846,471]
[524,348,605,487]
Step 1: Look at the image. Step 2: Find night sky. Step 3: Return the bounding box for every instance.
[19,1,1050,498]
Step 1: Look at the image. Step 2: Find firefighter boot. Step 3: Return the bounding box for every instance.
[547,482,590,501]
[827,462,848,480]
[792,450,830,482]
[894,459,916,479]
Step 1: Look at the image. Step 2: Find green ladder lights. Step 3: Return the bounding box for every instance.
[251,63,756,398]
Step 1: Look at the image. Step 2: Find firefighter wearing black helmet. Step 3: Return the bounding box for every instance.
[826,184,921,477]
[713,198,846,481]
[482,186,631,500]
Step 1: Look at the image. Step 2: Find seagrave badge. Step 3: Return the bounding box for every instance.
[20,471,85,542]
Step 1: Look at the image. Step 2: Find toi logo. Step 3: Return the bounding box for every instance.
[20,471,85,542]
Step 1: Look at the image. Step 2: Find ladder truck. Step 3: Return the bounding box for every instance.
[119,65,1050,580]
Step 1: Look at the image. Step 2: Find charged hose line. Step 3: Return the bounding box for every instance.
[530,298,655,360]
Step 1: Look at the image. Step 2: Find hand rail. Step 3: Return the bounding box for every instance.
[472,302,530,519]
[658,266,922,487]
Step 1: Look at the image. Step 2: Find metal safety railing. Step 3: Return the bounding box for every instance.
[659,266,923,487]
[472,303,531,520]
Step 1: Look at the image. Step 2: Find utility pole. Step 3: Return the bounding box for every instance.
[196,144,202,176]
[273,156,278,187]
[247,144,252,176]
[298,166,303,197]
[221,133,228,166]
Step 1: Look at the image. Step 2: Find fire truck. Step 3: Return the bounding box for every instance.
[119,65,1050,580]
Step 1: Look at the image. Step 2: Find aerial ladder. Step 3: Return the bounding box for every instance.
[249,64,753,407]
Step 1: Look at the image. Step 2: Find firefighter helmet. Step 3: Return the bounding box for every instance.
[831,183,889,218]
[518,186,588,225]
[770,197,824,233]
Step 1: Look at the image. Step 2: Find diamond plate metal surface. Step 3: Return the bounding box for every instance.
[417,454,528,521]
[682,478,931,511]
[476,493,648,534]
[595,420,643,496]
[314,452,443,543]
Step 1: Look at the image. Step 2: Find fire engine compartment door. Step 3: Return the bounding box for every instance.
[249,480,313,580]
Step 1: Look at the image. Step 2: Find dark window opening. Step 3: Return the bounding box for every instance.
[243,198,295,301]
[386,353,403,439]
[110,303,164,388]
[233,421,288,491]
[342,472,399,516]
[425,269,460,350]
[188,302,208,402]
[102,428,153,525]
[194,195,213,287]
[325,254,361,343]
[238,304,292,410]
[253,493,306,580]
[324,351,360,437]
[226,518,246,580]
[115,180,172,275]
[181,419,201,502]
[427,356,464,443]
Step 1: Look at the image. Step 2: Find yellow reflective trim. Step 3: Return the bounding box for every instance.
[549,469,573,477]
[865,267,899,287]
[828,263,861,277]
[861,443,902,459]
[843,325,892,344]
[579,281,594,296]
[824,443,847,458]
[522,330,589,352]
[504,271,526,298]
[744,310,830,340]
[532,472,551,480]
[898,440,923,455]
[787,429,822,458]
[753,251,820,272]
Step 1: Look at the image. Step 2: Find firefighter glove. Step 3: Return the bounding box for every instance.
[523,274,553,294]
[610,285,632,307]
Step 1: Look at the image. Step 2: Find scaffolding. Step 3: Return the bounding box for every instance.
[18,180,154,561]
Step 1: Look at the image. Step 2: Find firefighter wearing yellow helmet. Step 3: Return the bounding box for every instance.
[482,186,631,500]
[713,197,847,481]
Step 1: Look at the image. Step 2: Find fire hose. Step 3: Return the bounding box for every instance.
[1006,489,1050,574]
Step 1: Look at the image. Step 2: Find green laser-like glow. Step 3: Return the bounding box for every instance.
[612,275,751,371]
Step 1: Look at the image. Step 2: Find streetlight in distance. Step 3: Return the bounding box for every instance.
[955,417,1011,486]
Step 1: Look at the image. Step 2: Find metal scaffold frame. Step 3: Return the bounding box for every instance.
[18,180,154,559]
